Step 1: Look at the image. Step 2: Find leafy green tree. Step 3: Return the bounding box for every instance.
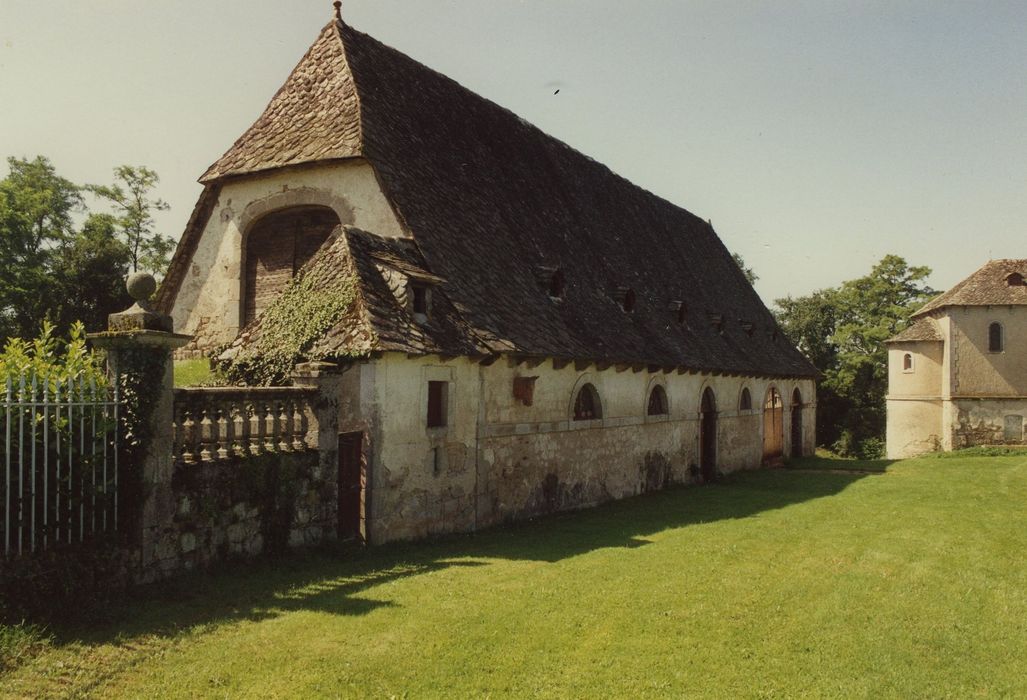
[88,166,172,275]
[775,255,938,457]
[0,156,83,339]
[732,252,758,286]
[50,213,132,332]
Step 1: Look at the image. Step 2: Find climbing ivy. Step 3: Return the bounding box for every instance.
[217,270,359,386]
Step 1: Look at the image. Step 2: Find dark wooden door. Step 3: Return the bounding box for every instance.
[338,432,364,541]
[699,388,717,481]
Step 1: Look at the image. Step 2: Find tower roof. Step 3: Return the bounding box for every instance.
[914,259,1027,318]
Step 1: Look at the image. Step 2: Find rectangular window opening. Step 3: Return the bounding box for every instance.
[427,380,448,428]
[412,285,429,315]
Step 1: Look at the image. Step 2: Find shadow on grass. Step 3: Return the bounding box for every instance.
[785,455,897,473]
[21,467,873,662]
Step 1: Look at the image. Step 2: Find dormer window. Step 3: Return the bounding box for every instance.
[740,320,754,336]
[613,287,636,313]
[412,284,428,314]
[669,300,686,324]
[548,269,566,299]
[709,313,723,333]
[1006,272,1024,287]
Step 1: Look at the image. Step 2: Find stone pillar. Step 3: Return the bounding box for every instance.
[88,273,190,581]
[292,361,345,539]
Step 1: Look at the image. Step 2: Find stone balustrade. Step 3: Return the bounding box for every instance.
[172,387,317,463]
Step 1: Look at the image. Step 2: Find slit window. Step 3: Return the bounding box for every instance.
[427,380,448,428]
[902,353,914,372]
[989,322,1003,353]
[622,289,636,313]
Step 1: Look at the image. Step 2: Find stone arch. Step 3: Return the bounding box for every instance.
[240,204,342,325]
[644,375,670,419]
[568,373,603,422]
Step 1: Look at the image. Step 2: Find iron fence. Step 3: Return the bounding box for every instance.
[2,372,119,558]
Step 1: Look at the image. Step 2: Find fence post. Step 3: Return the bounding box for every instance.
[88,272,190,580]
[292,362,345,539]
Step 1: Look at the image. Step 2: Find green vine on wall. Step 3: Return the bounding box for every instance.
[216,271,359,386]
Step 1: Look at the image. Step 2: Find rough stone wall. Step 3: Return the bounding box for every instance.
[170,160,406,356]
[359,354,816,544]
[950,398,1027,449]
[138,451,335,582]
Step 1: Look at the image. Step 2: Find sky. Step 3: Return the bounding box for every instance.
[2,0,1025,303]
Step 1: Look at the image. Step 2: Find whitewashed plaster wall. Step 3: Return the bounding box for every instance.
[170,160,405,350]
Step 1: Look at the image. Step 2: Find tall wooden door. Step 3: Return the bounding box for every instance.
[791,390,804,457]
[699,388,717,482]
[762,388,783,464]
[338,432,365,542]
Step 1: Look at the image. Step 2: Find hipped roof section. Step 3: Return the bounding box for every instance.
[200,20,817,377]
[913,259,1027,318]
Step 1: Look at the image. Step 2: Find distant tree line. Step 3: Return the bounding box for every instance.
[0,156,172,340]
[774,255,938,458]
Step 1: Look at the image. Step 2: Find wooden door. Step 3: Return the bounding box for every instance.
[762,388,783,464]
[338,432,364,542]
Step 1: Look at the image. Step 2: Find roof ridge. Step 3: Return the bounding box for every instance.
[332,20,366,161]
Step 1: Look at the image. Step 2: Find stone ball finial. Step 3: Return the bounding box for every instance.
[126,271,157,303]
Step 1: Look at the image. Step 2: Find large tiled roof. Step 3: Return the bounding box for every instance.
[913,259,1027,318]
[179,20,817,378]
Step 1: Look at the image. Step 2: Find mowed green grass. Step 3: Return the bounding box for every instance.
[4,454,1027,698]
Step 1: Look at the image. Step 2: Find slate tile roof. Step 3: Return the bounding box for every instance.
[174,20,817,378]
[913,259,1027,318]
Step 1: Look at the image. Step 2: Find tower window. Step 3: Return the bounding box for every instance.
[989,322,1004,353]
[902,353,914,372]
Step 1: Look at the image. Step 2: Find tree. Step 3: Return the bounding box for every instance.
[0,156,83,339]
[775,255,938,457]
[88,166,172,275]
[732,252,758,286]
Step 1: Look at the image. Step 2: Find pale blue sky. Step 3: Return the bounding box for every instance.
[2,1,1025,302]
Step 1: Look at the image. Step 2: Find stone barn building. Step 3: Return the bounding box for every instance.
[886,259,1027,458]
[157,14,817,543]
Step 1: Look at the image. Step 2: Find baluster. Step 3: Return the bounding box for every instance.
[181,406,197,464]
[263,402,276,453]
[231,402,246,458]
[216,406,230,460]
[278,401,292,452]
[292,400,306,451]
[249,403,263,456]
[199,408,214,462]
[171,401,182,462]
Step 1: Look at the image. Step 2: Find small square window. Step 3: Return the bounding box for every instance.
[427,380,448,428]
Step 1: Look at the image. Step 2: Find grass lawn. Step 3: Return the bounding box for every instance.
[173,359,213,387]
[4,453,1027,697]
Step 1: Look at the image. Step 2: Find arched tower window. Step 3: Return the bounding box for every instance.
[573,383,602,421]
[902,353,914,372]
[989,322,1004,353]
[647,385,669,416]
[739,387,752,411]
[243,205,340,325]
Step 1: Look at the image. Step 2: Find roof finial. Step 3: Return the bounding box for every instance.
[333,0,342,21]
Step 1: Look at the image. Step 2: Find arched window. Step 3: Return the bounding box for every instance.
[243,205,340,325]
[739,387,752,411]
[902,353,914,372]
[573,383,602,421]
[989,322,1004,353]
[548,269,566,299]
[647,385,668,416]
[1006,272,1024,287]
